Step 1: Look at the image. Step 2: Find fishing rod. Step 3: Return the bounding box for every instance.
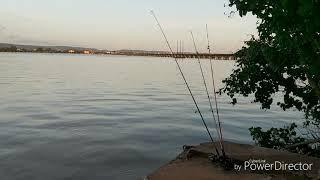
[150,10,220,155]
[182,41,184,54]
[205,24,226,157]
[190,31,223,156]
[176,40,179,56]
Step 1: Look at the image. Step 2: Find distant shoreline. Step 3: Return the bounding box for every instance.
[0,51,236,60]
[0,43,236,60]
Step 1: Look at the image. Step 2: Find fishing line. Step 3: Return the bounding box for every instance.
[206,24,226,157]
[190,31,222,154]
[150,10,220,155]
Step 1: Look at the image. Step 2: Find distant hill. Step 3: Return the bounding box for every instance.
[0,43,101,52]
[0,43,175,54]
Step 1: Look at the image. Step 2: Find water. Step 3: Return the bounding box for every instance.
[0,53,303,180]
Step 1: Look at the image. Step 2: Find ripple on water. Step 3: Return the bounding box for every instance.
[0,54,304,180]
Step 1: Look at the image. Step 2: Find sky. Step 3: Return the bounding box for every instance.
[0,0,258,53]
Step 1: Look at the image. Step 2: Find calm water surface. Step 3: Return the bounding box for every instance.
[0,53,303,180]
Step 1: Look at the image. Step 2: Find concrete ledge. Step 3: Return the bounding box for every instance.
[147,141,320,180]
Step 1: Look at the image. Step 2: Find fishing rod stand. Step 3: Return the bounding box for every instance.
[182,144,241,171]
[209,153,235,170]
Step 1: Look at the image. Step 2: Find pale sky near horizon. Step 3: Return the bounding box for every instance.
[0,0,258,53]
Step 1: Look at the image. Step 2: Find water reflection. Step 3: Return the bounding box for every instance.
[0,53,303,180]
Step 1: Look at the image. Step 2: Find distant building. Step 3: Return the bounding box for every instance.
[83,50,91,54]
[68,50,75,53]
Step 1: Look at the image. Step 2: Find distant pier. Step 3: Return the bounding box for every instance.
[114,52,236,60]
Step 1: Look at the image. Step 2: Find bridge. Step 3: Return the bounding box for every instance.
[113,52,236,60]
[155,53,236,60]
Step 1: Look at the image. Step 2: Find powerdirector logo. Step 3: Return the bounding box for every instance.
[234,159,313,172]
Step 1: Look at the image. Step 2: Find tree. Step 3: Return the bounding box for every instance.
[222,0,320,154]
[9,46,17,52]
[36,47,44,52]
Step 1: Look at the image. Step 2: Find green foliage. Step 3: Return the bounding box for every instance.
[222,37,320,124]
[249,123,304,149]
[36,47,44,52]
[223,0,320,155]
[228,0,320,76]
[249,124,320,157]
[223,0,320,123]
